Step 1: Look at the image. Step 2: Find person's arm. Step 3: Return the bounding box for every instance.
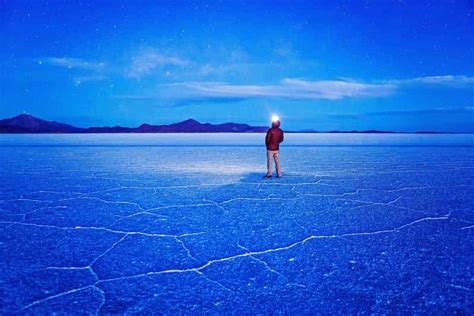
[265,129,272,145]
[279,131,284,143]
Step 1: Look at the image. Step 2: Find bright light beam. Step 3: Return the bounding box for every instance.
[272,115,280,122]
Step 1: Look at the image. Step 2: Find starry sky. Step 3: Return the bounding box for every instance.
[1,0,473,132]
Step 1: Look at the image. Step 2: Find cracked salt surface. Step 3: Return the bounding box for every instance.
[0,134,473,314]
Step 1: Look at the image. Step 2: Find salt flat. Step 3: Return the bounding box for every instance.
[0,134,473,314]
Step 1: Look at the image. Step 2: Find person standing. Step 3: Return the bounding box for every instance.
[264,118,284,178]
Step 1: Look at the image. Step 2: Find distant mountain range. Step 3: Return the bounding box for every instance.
[0,114,445,134]
[0,114,268,133]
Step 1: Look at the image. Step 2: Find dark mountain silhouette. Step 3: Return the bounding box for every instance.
[0,114,450,134]
[133,119,267,133]
[0,114,268,133]
[0,114,84,133]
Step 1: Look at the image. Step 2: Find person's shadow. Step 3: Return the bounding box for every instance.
[237,172,299,184]
[238,172,267,183]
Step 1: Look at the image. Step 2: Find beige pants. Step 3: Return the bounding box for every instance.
[267,150,282,176]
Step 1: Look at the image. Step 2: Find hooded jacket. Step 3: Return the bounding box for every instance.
[265,121,284,151]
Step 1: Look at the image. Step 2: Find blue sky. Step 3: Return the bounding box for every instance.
[1,0,473,132]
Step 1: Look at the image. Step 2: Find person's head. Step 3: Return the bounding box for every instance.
[272,120,281,128]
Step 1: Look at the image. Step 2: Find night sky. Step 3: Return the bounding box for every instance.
[1,0,473,132]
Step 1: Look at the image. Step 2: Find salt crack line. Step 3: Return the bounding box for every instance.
[28,190,84,195]
[295,190,360,198]
[215,194,404,206]
[45,266,99,281]
[342,215,450,237]
[175,237,199,261]
[43,235,130,284]
[90,234,129,266]
[145,202,216,212]
[194,271,233,293]
[107,202,218,226]
[20,268,231,312]
[107,211,169,228]
[75,226,205,239]
[56,196,145,210]
[0,220,204,239]
[92,285,107,315]
[237,243,306,288]
[0,198,48,203]
[97,215,450,284]
[18,285,94,312]
[200,199,228,213]
[220,196,302,205]
[338,196,403,209]
[15,215,451,311]
[448,284,474,292]
[237,243,284,276]
[22,205,68,221]
[15,183,472,206]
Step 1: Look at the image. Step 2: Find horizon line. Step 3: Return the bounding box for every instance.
[1,113,473,134]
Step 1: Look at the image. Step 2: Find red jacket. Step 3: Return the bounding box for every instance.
[265,124,284,151]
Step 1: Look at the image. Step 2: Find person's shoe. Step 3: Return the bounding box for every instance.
[263,174,272,179]
[277,174,283,178]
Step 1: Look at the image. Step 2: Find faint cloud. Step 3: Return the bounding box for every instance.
[107,67,474,108]
[41,57,105,71]
[368,106,474,116]
[327,106,474,121]
[386,75,474,85]
[113,92,245,108]
[198,64,225,76]
[37,57,109,85]
[127,49,189,79]
[160,79,396,102]
[114,79,395,107]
